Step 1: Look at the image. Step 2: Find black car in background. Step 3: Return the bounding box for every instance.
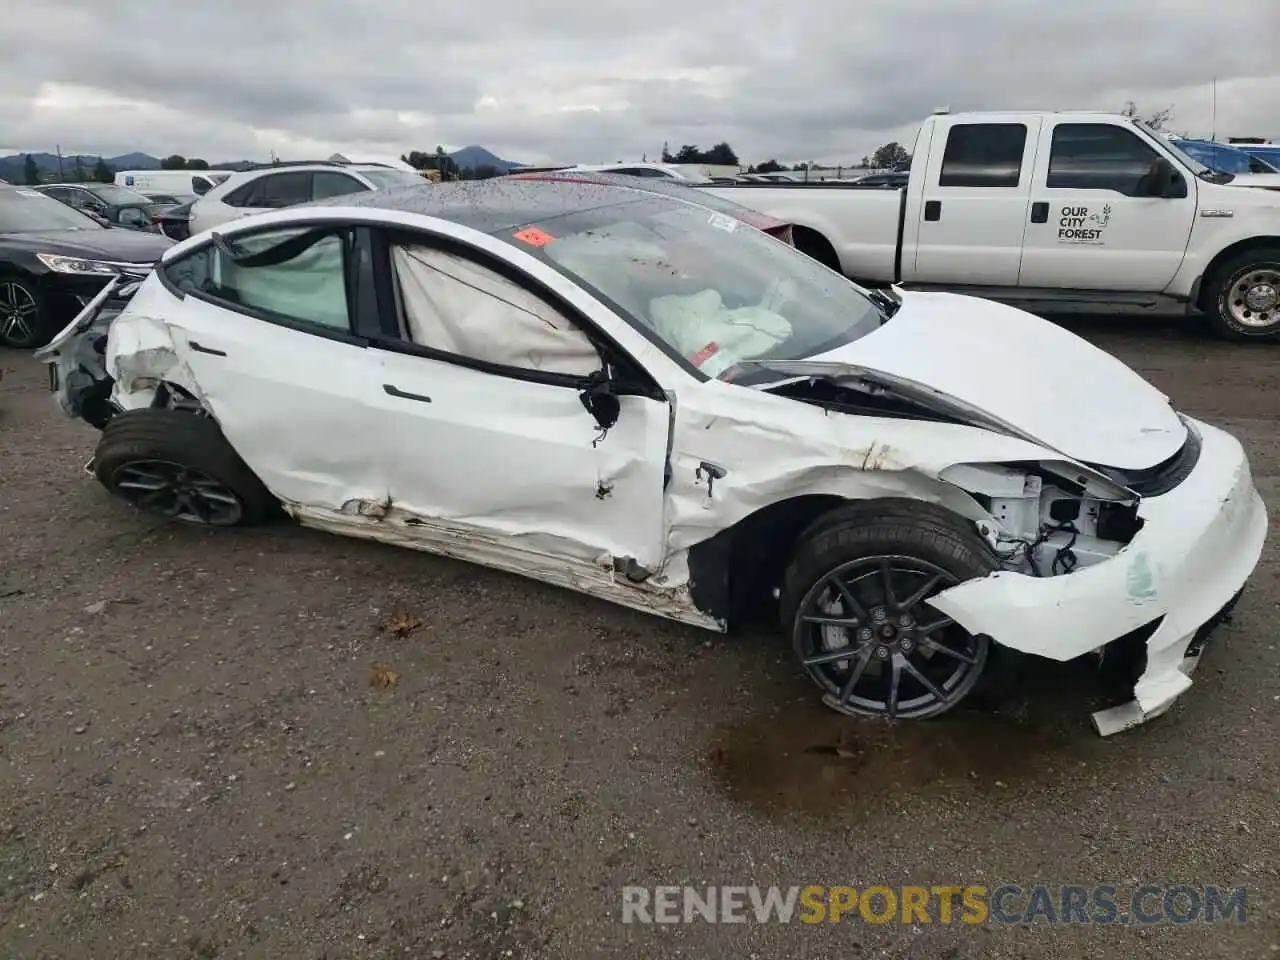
[32,182,174,232]
[0,185,172,348]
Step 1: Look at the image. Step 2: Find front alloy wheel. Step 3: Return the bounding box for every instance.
[794,555,988,720]
[0,280,42,348]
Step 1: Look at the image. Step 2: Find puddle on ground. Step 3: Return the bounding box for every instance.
[707,655,1111,819]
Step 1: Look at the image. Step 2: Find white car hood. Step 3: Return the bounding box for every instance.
[763,291,1185,471]
[1226,172,1280,189]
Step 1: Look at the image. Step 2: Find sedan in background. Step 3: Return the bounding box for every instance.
[0,184,172,348]
[32,182,172,231]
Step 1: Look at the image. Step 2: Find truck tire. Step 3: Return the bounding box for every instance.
[791,228,842,273]
[1202,246,1280,341]
[93,408,277,526]
[780,499,998,722]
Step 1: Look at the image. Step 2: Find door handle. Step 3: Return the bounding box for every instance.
[923,200,941,222]
[188,341,227,356]
[1030,201,1049,223]
[383,383,432,404]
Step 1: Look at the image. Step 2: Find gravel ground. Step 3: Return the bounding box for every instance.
[1,314,1278,959]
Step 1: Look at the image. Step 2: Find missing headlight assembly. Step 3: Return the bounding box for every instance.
[940,461,1144,578]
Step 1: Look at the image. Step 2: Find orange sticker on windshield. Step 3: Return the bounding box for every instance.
[514,227,556,247]
[690,342,720,367]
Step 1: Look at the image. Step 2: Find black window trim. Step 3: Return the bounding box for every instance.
[156,217,665,399]
[157,220,370,348]
[937,122,1029,189]
[1044,122,1184,198]
[368,225,667,399]
[311,170,371,201]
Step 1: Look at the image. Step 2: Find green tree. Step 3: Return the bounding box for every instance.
[23,154,40,185]
[871,141,911,169]
[93,156,113,182]
[702,142,739,165]
[71,157,87,182]
[472,164,498,180]
[673,144,702,163]
[186,158,209,170]
[755,158,784,173]
[160,154,187,170]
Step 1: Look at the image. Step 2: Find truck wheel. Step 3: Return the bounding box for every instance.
[1202,247,1280,341]
[780,500,998,722]
[93,408,276,526]
[792,228,842,273]
[0,274,50,349]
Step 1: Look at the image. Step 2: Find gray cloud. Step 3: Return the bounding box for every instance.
[1,0,1276,165]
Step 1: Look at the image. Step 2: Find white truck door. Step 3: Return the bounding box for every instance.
[1017,119,1197,291]
[905,116,1041,285]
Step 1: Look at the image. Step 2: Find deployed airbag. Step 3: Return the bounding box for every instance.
[392,245,599,376]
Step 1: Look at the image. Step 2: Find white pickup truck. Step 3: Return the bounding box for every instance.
[703,111,1280,341]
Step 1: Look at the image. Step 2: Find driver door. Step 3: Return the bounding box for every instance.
[367,237,672,579]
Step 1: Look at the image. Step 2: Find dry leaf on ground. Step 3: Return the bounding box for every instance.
[382,603,422,639]
[369,664,400,689]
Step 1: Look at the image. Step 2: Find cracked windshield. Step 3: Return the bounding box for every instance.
[519,198,882,377]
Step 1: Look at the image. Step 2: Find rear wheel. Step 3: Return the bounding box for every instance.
[0,275,48,349]
[781,500,998,721]
[93,408,276,526]
[1202,247,1280,341]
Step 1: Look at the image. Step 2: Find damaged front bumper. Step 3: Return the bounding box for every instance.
[928,417,1268,736]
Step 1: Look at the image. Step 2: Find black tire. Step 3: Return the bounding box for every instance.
[781,499,999,722]
[792,228,842,273]
[92,408,276,526]
[0,273,51,349]
[1201,246,1280,341]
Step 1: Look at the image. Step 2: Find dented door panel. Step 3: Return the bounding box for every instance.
[368,347,672,571]
[163,295,388,509]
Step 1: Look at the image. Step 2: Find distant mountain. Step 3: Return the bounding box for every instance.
[448,146,519,172]
[0,145,518,184]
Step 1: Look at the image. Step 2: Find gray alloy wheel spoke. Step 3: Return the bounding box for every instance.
[804,642,870,668]
[825,574,869,622]
[835,646,876,704]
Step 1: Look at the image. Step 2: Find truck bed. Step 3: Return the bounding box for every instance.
[700,183,904,283]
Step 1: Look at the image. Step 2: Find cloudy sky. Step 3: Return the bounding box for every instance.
[1,0,1277,166]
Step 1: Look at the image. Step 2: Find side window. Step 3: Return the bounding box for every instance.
[257,172,312,209]
[390,242,600,377]
[938,123,1028,187]
[117,208,148,228]
[192,176,211,195]
[1047,124,1166,196]
[312,172,370,200]
[608,167,665,178]
[166,228,352,332]
[222,180,259,208]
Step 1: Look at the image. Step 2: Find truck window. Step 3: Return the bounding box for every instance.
[1047,124,1165,197]
[938,124,1027,187]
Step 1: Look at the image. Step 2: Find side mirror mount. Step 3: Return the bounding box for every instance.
[579,368,621,432]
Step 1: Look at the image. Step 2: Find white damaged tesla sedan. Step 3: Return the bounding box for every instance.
[35,178,1268,736]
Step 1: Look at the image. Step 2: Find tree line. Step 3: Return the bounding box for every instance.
[401,147,500,181]
[16,152,212,185]
[659,140,912,172]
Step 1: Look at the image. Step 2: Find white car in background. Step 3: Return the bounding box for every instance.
[34,178,1266,738]
[186,160,426,235]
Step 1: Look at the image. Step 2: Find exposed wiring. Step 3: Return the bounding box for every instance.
[1051,522,1080,575]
